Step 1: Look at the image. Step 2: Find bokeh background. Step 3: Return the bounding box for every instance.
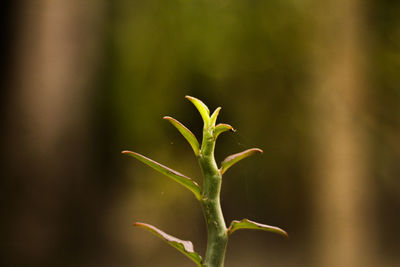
[1,0,399,266]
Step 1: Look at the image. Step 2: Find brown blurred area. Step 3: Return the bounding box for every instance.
[1,0,399,266]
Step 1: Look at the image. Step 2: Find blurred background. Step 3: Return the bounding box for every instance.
[1,0,399,266]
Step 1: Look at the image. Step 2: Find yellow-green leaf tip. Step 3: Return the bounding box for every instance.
[210,107,222,126]
[163,116,200,156]
[185,95,211,127]
[134,222,203,266]
[227,219,288,238]
[122,150,201,200]
[220,148,263,175]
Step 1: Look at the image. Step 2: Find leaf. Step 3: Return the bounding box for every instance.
[122,151,201,200]
[163,116,200,156]
[227,219,288,238]
[214,123,235,139]
[185,95,210,127]
[220,148,263,175]
[209,107,221,127]
[134,222,203,267]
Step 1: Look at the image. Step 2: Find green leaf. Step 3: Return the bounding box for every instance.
[227,219,288,238]
[220,148,263,175]
[134,222,203,267]
[209,107,221,127]
[122,151,201,200]
[163,116,200,156]
[214,123,235,139]
[185,95,210,127]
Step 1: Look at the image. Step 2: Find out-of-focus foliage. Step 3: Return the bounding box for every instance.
[367,0,400,257]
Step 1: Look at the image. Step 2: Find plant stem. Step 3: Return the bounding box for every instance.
[199,127,228,267]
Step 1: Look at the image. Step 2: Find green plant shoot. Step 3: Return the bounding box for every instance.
[123,96,287,267]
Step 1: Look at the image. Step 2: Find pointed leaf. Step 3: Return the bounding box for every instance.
[227,219,288,238]
[220,148,263,175]
[134,222,203,267]
[163,116,200,156]
[214,123,235,139]
[122,151,201,200]
[209,107,221,127]
[185,95,210,127]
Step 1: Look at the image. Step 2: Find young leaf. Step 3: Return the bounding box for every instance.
[209,107,221,127]
[220,148,263,175]
[122,151,201,200]
[185,95,210,127]
[163,116,200,156]
[227,219,288,238]
[134,222,203,267]
[214,123,235,139]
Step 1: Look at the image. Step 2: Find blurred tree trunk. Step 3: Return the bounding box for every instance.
[1,0,106,266]
[310,0,376,266]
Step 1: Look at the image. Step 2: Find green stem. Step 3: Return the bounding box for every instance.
[199,127,228,267]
